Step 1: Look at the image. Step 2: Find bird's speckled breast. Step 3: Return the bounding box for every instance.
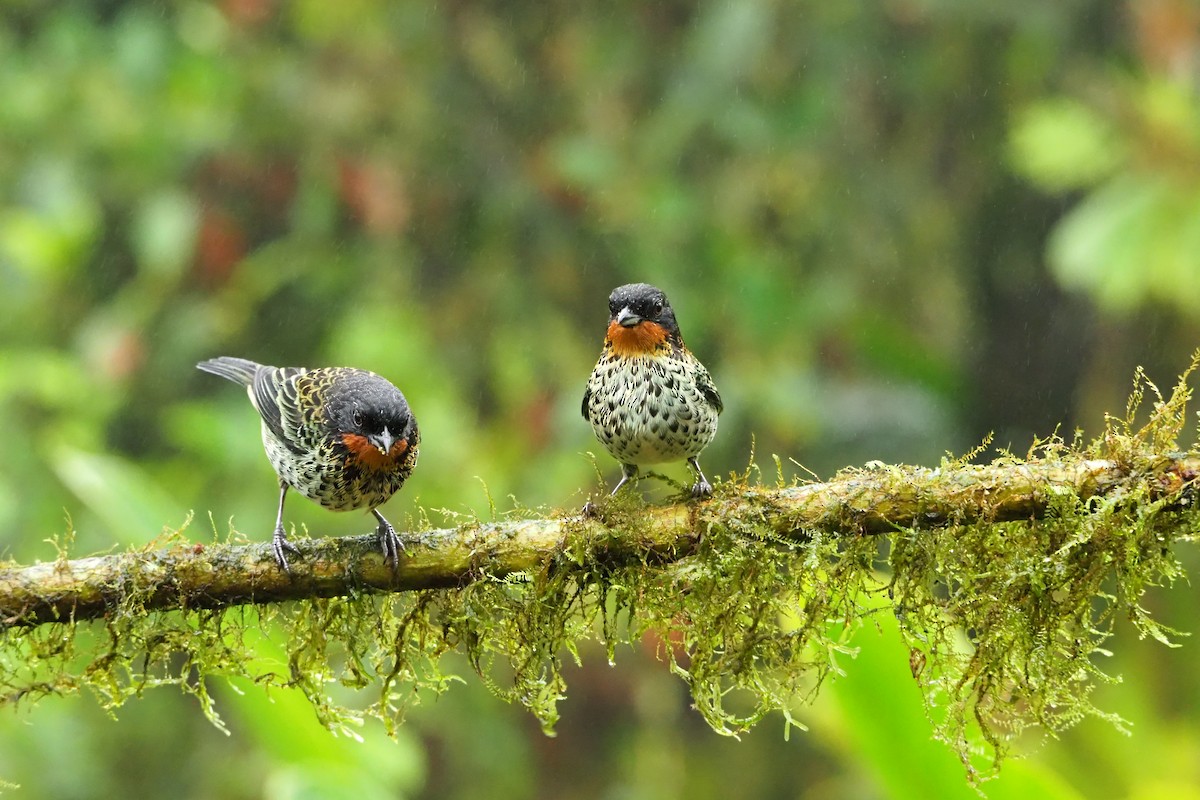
[585,350,718,465]
[261,423,418,511]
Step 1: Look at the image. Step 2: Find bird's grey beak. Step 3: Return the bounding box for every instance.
[369,427,396,454]
[616,307,642,328]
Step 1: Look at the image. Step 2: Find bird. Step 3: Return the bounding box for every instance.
[582,282,723,500]
[197,356,419,571]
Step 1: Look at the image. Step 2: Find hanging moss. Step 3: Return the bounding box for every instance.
[2,358,1199,784]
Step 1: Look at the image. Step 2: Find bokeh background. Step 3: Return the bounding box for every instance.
[3,0,1200,797]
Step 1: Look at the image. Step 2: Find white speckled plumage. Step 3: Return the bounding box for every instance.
[582,283,722,498]
[585,349,719,465]
[198,356,419,570]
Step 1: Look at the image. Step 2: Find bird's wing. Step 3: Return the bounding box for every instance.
[581,383,592,421]
[251,367,309,455]
[694,361,723,415]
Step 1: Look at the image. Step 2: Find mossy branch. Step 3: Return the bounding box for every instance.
[3,357,1200,784]
[0,457,1188,629]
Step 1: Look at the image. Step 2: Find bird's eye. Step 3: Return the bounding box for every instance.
[653,300,664,316]
[352,409,364,427]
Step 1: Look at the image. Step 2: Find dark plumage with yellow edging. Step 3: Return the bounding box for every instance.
[197,356,419,571]
[582,283,723,499]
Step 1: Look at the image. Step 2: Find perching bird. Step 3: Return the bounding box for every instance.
[582,283,722,498]
[197,356,419,571]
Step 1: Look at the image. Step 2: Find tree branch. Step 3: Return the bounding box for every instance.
[3,456,1193,629]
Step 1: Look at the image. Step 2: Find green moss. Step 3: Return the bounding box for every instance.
[3,359,1200,785]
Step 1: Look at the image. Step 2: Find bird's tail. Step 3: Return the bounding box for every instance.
[197,356,264,386]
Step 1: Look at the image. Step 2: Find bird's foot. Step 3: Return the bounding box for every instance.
[686,458,714,500]
[377,518,403,569]
[582,500,600,518]
[272,527,301,572]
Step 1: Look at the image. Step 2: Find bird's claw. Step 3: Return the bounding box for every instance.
[690,478,713,499]
[581,500,600,518]
[378,519,403,569]
[272,528,301,572]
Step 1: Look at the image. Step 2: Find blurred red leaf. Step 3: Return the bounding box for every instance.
[337,157,411,236]
[195,206,247,288]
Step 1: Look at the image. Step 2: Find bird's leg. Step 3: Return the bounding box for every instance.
[610,463,639,495]
[687,457,713,499]
[372,508,403,568]
[583,463,640,516]
[272,483,301,571]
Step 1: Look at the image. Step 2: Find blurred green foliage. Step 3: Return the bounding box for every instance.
[1011,77,1200,314]
[2,0,1200,797]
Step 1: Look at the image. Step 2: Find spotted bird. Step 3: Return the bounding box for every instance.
[198,357,419,571]
[582,283,722,498]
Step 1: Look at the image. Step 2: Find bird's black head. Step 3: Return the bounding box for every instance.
[605,283,683,353]
[325,372,418,463]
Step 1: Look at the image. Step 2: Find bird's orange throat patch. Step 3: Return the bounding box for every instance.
[606,319,670,357]
[342,433,409,471]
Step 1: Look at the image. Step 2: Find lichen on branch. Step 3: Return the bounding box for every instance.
[2,357,1199,782]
